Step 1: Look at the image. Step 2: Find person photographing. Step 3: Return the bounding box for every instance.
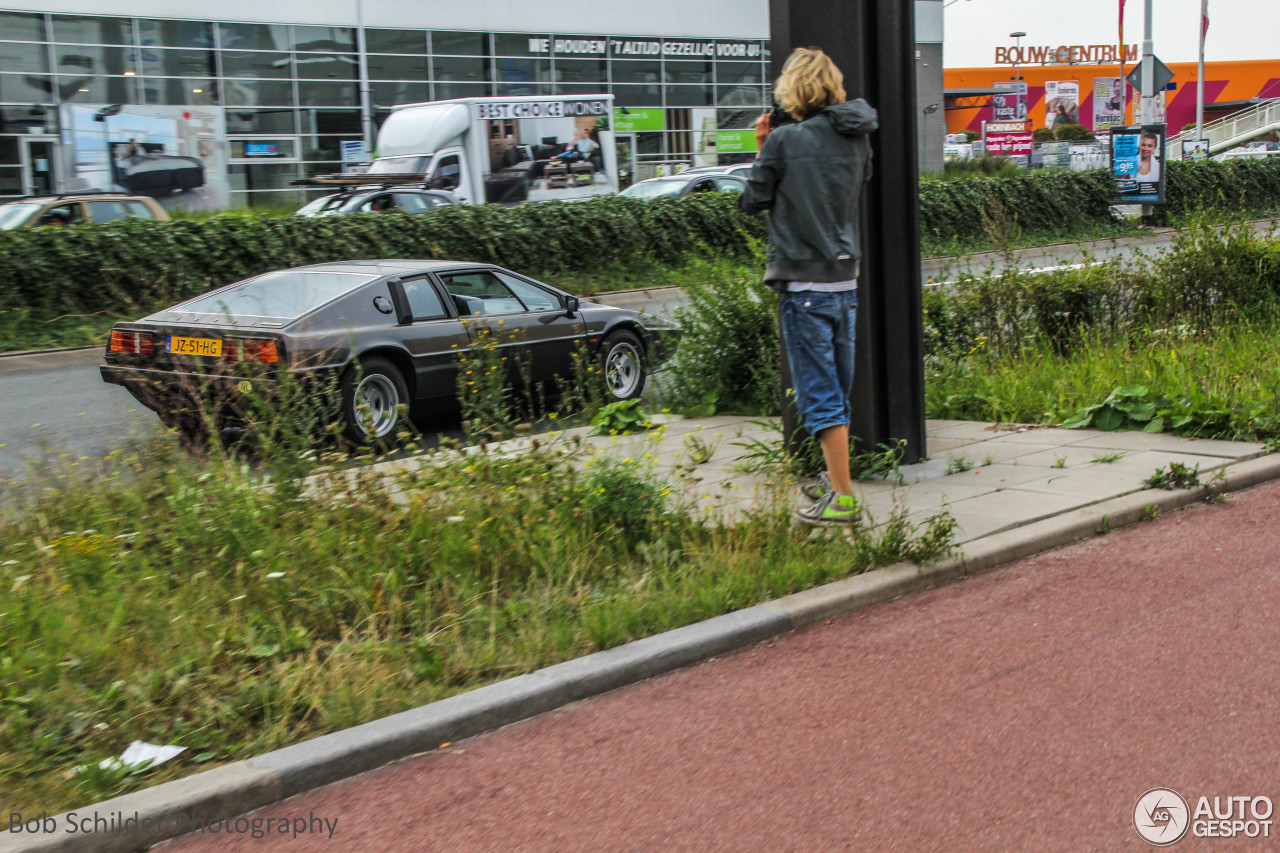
[739,47,878,524]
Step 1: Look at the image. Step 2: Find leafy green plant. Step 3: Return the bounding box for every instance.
[1062,385,1179,433]
[945,455,974,475]
[590,399,652,435]
[1054,124,1095,142]
[1146,461,1201,490]
[1091,451,1125,464]
[1053,455,1068,469]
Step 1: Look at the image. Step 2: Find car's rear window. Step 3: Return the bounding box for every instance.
[621,180,686,199]
[178,270,378,320]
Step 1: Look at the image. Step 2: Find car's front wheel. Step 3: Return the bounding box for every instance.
[340,356,410,445]
[602,330,646,401]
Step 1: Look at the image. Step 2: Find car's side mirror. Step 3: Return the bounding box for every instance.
[564,296,580,316]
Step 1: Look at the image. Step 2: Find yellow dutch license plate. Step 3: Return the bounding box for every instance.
[167,336,222,357]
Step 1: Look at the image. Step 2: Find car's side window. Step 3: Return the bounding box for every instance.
[440,272,526,317]
[87,201,130,223]
[394,193,429,213]
[125,200,156,219]
[401,276,447,320]
[38,203,79,225]
[493,272,560,312]
[715,177,744,193]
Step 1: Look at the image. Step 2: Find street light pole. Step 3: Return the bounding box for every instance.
[1009,31,1026,82]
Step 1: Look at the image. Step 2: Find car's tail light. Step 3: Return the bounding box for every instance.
[109,330,154,355]
[222,339,280,364]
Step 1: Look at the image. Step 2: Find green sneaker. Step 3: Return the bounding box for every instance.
[796,489,859,524]
[801,471,832,501]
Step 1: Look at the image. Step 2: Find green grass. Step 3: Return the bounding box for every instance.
[0,434,955,814]
[927,321,1280,442]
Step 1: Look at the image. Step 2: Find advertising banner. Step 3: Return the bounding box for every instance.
[613,108,663,132]
[1182,139,1210,161]
[1045,81,1081,129]
[61,104,227,210]
[1093,77,1125,131]
[992,81,1028,122]
[1040,141,1072,169]
[982,119,1033,156]
[1110,124,1167,203]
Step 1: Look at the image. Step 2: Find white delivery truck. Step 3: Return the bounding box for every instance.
[301,94,618,205]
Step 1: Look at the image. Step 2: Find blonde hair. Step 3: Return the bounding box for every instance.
[773,47,847,120]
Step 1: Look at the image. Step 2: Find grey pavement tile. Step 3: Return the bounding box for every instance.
[1012,445,1118,468]
[981,426,1097,446]
[926,419,982,434]
[1069,432,1267,458]
[926,436,976,454]
[902,507,1014,544]
[942,487,1095,524]
[949,440,1064,465]
[925,421,1005,442]
[943,463,1061,488]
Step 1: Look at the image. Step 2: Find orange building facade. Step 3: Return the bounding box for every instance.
[945,59,1280,135]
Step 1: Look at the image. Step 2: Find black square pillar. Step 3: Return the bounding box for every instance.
[771,0,928,463]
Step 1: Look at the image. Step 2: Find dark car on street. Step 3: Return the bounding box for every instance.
[294,187,460,217]
[619,173,746,200]
[100,260,679,444]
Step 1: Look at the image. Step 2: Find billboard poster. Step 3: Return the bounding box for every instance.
[60,104,228,210]
[983,119,1033,156]
[992,81,1028,122]
[1182,139,1210,161]
[1045,81,1080,129]
[478,98,615,203]
[1093,77,1125,131]
[1110,124,1166,204]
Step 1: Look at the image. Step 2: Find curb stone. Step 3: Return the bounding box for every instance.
[9,453,1280,853]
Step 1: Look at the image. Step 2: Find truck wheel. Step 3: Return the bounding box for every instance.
[602,331,646,401]
[340,356,409,445]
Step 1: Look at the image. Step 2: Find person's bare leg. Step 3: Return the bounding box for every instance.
[818,425,854,496]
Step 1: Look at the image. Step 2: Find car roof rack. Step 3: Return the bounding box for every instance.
[291,173,427,190]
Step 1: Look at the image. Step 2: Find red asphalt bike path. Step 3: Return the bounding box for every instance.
[162,480,1280,852]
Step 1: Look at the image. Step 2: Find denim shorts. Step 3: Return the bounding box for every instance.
[778,289,857,435]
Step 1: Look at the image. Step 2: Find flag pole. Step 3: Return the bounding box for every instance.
[1196,0,1208,140]
[1119,0,1127,122]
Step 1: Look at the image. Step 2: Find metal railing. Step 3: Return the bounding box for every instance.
[1166,99,1280,156]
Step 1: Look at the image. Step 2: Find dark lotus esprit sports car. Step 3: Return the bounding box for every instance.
[100,260,679,443]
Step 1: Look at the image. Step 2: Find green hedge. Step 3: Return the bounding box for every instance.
[918,169,1115,245]
[1157,157,1280,224]
[5,158,1280,321]
[0,194,761,319]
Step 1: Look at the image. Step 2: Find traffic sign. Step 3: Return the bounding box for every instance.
[1125,56,1175,97]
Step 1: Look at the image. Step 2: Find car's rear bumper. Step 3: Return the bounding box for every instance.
[100,363,278,413]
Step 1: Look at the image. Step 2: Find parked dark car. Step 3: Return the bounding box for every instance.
[295,187,459,217]
[100,260,679,444]
[619,173,747,200]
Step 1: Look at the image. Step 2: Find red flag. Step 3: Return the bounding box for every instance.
[1202,9,1210,40]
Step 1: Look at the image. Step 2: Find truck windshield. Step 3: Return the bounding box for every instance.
[367,156,431,175]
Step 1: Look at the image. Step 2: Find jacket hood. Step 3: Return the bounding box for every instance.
[821,99,878,137]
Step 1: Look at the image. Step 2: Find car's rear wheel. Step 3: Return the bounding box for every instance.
[340,356,410,445]
[602,330,646,401]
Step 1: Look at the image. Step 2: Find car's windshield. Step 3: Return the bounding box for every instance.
[176,270,378,320]
[294,194,351,217]
[0,203,42,230]
[620,180,687,199]
[366,155,430,175]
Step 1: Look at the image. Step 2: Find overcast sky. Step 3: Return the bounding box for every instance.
[943,0,1274,67]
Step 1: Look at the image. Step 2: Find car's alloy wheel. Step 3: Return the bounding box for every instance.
[603,331,645,401]
[341,356,409,444]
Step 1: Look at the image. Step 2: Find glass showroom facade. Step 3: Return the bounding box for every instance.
[0,9,771,206]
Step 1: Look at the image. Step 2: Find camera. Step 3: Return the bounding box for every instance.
[768,105,796,129]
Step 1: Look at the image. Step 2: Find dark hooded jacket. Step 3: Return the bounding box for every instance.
[738,98,878,283]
